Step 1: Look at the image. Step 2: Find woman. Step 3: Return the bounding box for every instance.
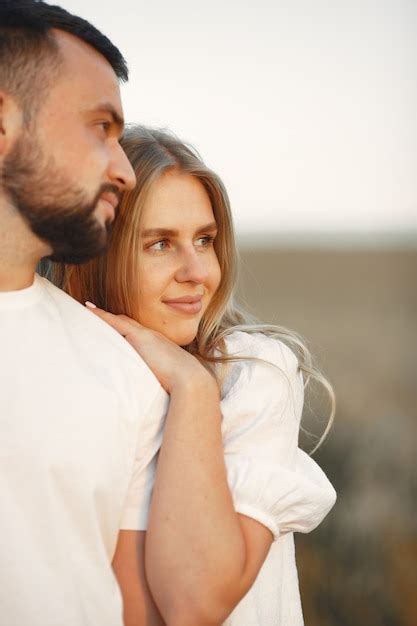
[56,125,336,625]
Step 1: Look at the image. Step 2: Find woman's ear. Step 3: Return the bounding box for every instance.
[0,91,23,158]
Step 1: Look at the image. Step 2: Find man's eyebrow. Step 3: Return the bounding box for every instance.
[142,222,218,238]
[85,102,125,135]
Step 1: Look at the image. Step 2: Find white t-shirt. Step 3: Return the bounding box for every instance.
[0,275,168,626]
[132,330,336,625]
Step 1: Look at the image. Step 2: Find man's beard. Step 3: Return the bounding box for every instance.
[1,129,120,264]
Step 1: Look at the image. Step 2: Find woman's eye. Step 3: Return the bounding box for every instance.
[195,235,215,248]
[149,240,168,251]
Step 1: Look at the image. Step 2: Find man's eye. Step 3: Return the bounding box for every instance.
[97,121,111,133]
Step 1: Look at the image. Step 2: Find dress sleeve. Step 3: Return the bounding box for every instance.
[221,332,336,541]
[119,389,168,530]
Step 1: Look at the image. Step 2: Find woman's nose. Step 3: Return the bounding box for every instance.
[175,248,209,284]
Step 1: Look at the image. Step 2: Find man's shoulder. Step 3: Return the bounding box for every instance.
[38,275,156,379]
[34,276,167,426]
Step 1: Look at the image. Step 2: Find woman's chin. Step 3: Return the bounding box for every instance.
[172,334,197,347]
[163,327,198,347]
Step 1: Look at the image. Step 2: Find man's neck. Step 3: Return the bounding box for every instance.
[0,264,37,292]
[0,200,50,292]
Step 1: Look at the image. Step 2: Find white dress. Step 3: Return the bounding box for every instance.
[129,330,336,625]
[219,331,336,625]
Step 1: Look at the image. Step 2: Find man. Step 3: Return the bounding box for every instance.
[0,2,167,624]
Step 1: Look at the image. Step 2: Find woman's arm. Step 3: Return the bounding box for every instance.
[146,374,273,626]
[112,531,165,626]
[90,309,274,626]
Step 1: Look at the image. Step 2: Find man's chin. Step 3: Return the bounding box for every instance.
[48,226,110,264]
[48,246,107,264]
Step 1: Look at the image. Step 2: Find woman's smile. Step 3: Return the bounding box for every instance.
[162,294,204,315]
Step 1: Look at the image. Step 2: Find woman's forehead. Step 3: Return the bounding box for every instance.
[141,171,215,229]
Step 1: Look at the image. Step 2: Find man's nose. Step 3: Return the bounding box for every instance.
[108,143,136,191]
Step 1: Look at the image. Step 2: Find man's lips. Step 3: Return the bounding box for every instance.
[163,295,203,314]
[98,192,120,220]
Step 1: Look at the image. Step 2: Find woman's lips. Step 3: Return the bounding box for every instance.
[163,296,203,315]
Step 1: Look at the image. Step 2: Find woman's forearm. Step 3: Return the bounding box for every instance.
[112,531,166,626]
[84,309,273,623]
[145,373,255,625]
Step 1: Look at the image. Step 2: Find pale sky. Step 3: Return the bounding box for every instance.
[60,0,416,239]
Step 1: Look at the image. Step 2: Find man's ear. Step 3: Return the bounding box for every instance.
[0,91,23,157]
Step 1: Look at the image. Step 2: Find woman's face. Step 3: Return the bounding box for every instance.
[137,170,221,346]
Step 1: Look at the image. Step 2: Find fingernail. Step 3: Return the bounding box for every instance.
[85,301,97,309]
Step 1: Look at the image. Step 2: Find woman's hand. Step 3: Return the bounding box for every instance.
[87,303,273,625]
[86,303,213,394]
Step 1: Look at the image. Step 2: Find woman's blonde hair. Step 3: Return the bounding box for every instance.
[54,124,334,451]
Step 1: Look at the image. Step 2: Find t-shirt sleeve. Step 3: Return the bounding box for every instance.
[119,388,168,530]
[221,332,336,541]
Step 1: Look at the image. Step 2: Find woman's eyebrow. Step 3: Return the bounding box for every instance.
[195,222,218,234]
[142,228,177,238]
[142,222,218,238]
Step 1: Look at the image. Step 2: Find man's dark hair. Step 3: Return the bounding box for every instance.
[0,0,128,121]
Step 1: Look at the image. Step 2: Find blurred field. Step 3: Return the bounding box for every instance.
[237,245,417,626]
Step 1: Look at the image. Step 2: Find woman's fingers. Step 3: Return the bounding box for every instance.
[84,302,209,394]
